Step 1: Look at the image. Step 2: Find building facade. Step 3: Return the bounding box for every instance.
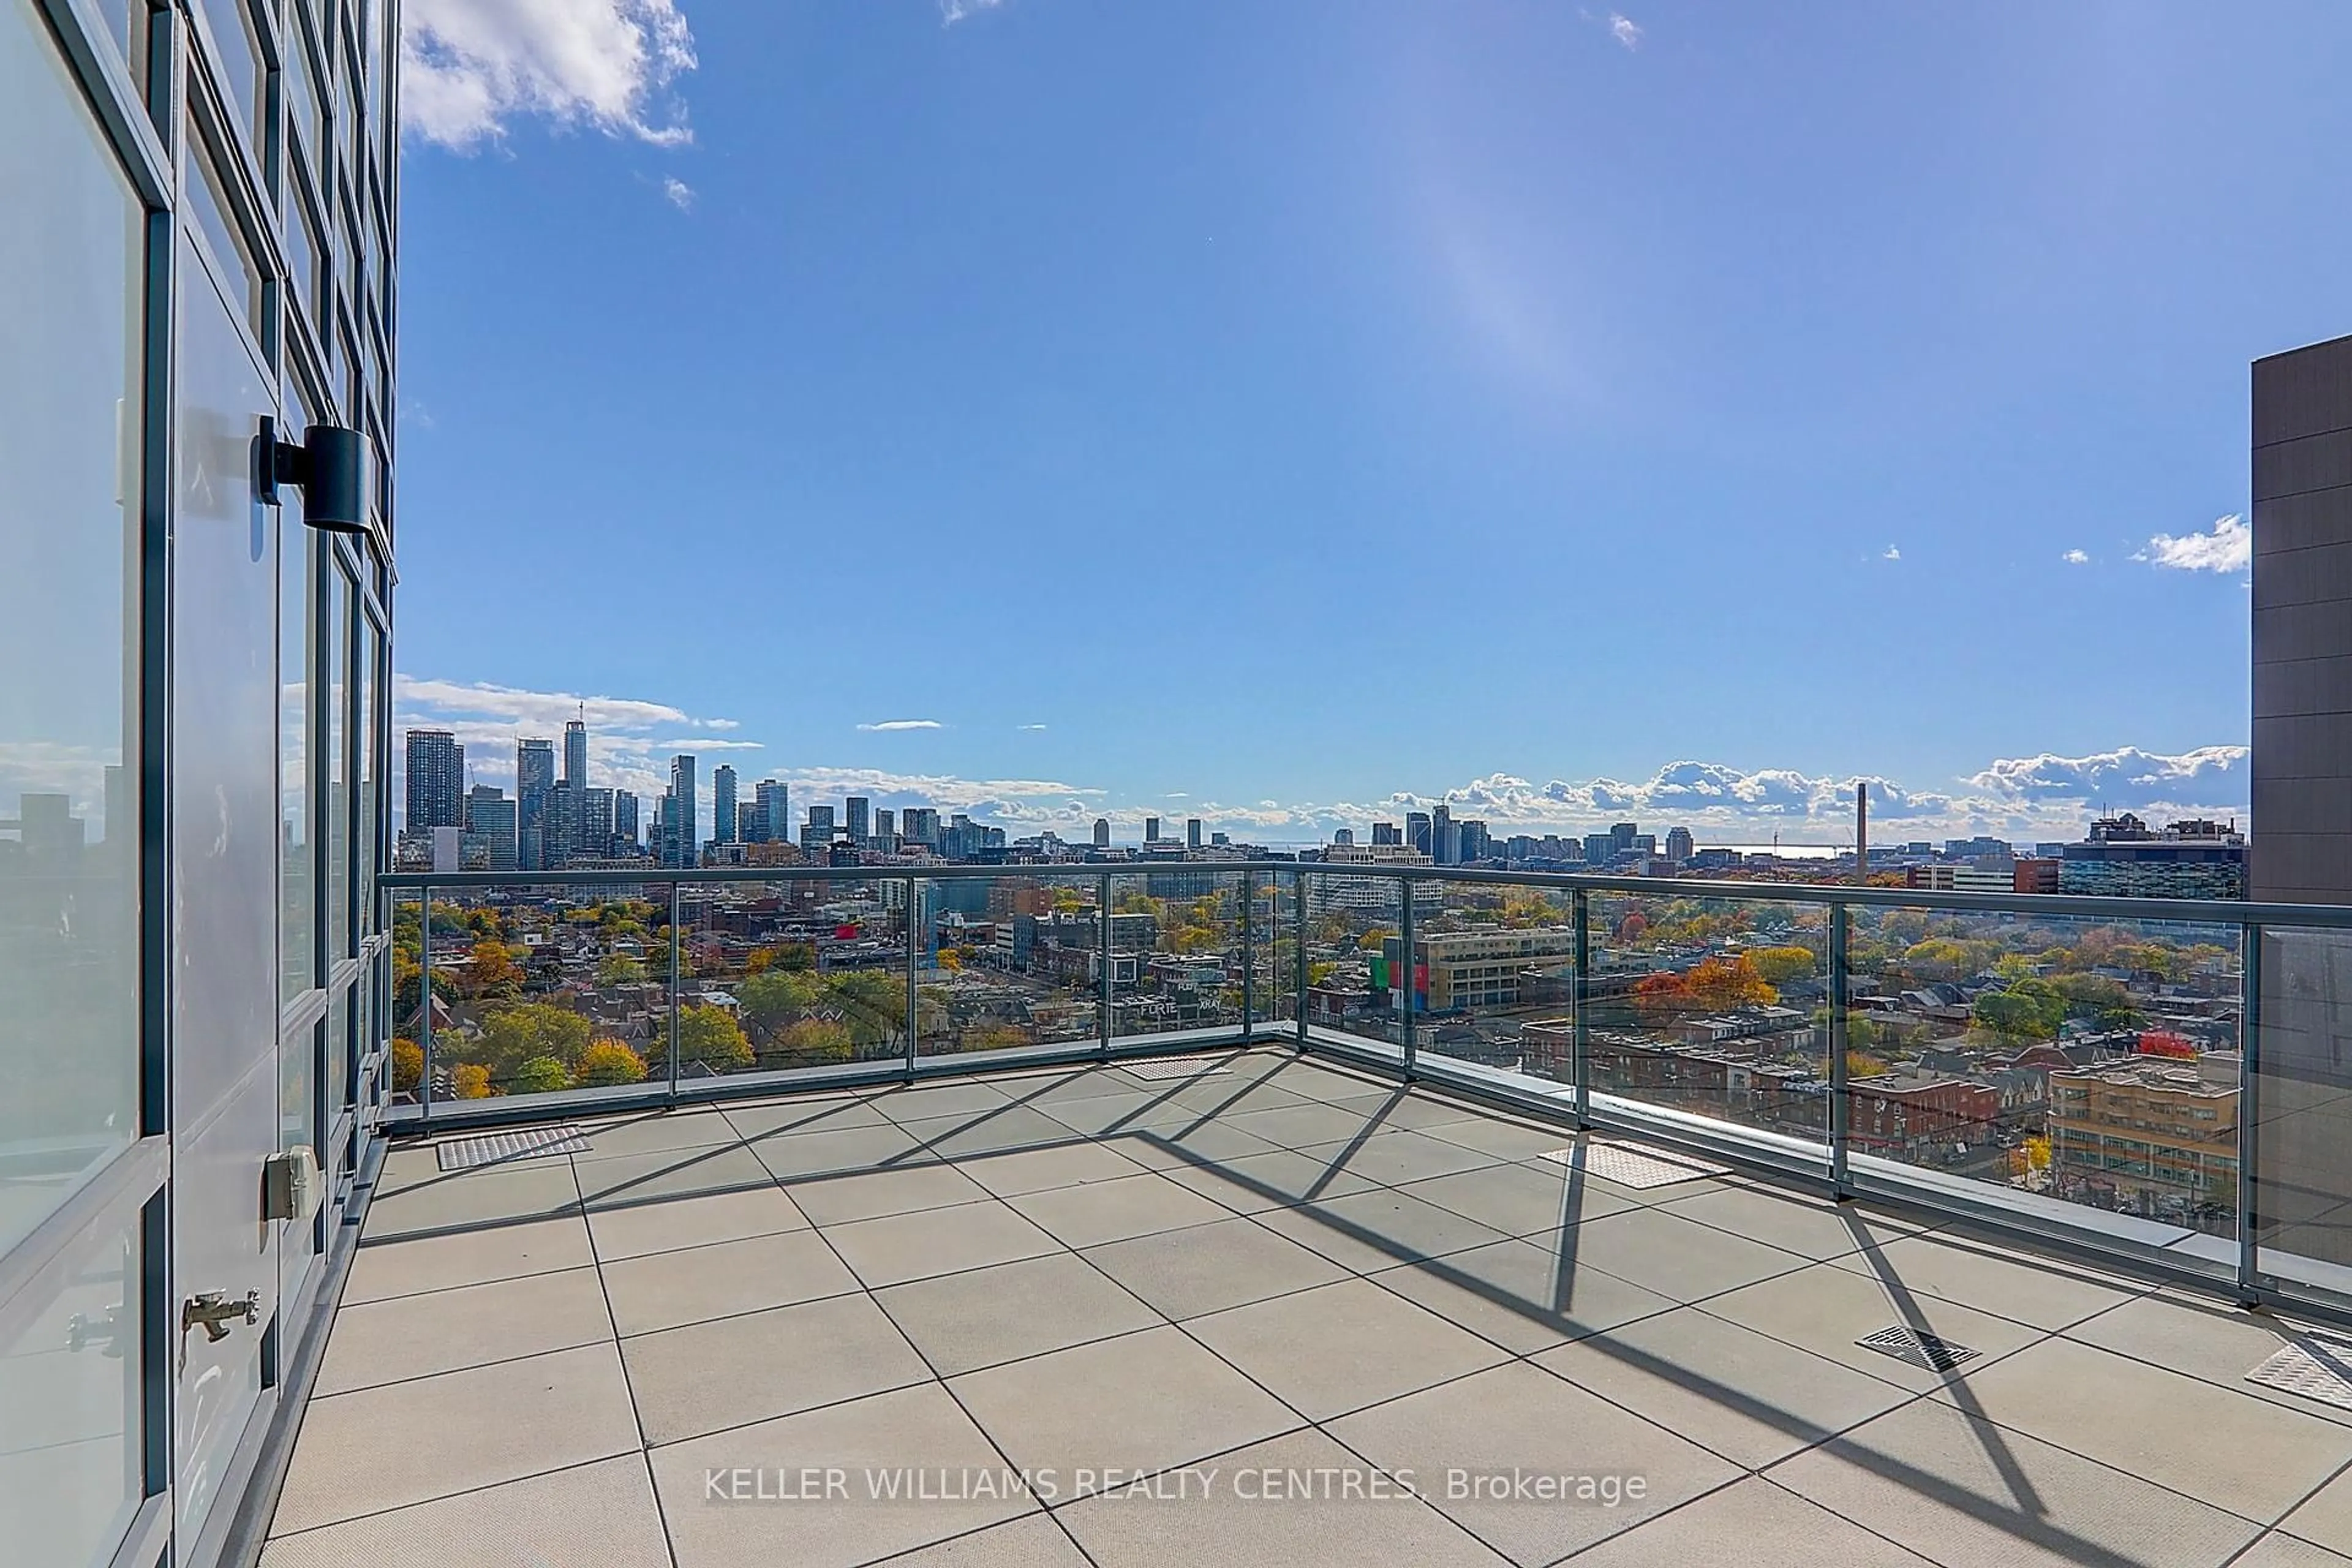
[1,0,399,1562]
[515,736,554,870]
[401,727,462,831]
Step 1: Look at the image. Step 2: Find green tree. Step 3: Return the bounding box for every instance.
[739,968,825,1033]
[575,1039,647,1087]
[663,1003,753,1072]
[597,954,649,987]
[511,1056,571,1095]
[774,1018,855,1062]
[472,1003,593,1078]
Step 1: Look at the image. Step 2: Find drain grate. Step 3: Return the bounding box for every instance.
[1537,1140,1729,1189]
[2247,1336,2352,1411]
[435,1125,592,1172]
[1120,1055,1236,1081]
[1857,1325,1981,1373]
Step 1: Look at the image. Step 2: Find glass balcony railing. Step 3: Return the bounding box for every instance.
[379,861,2352,1319]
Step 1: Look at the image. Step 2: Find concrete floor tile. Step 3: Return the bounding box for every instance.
[785,1162,995,1227]
[1534,1307,1915,1469]
[948,1326,1298,1496]
[823,1199,1060,1289]
[573,1144,778,1210]
[601,1229,860,1335]
[2064,1291,2352,1428]
[623,1291,932,1444]
[1220,1102,1381,1150]
[1292,1129,1506,1188]
[262,1454,670,1568]
[1768,1399,2260,1568]
[2283,1469,2352,1557]
[314,1265,614,1396]
[1256,1188,1510,1273]
[1056,1428,1507,1567]
[748,1121,924,1181]
[344,1215,595,1304]
[1006,1172,1233,1249]
[273,1343,640,1534]
[362,1161,581,1240]
[1370,1236,1679,1355]
[1561,1476,1936,1567]
[1659,1185,1936,1261]
[1186,1278,1509,1420]
[1555,1205,1815,1303]
[587,1183,810,1261]
[2245,1536,2352,1568]
[1035,1089,1202,1138]
[719,1094,895,1139]
[1830,1232,2146,1332]
[875,1252,1161,1377]
[956,1139,1151,1198]
[1081,1216,1349,1321]
[1145,1147,1378,1212]
[1940,1336,2352,1521]
[652,1384,1037,1567]
[882,1513,1093,1566]
[568,1110,742,1158]
[1328,1362,1741,1566]
[871,1080,1017,1123]
[1393,1161,1639,1239]
[903,1105,1092,1161]
[1697,1260,2043,1394]
[1418,1114,1592,1163]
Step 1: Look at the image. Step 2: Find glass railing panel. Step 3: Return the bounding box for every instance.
[421,878,678,1105]
[916,871,1106,1066]
[1585,890,1831,1150]
[2253,924,2352,1300]
[1300,870,1409,1064]
[1108,869,1245,1042]
[683,876,905,1079]
[390,889,426,1109]
[1260,869,1300,1035]
[1847,902,2241,1243]
[1410,878,1580,1089]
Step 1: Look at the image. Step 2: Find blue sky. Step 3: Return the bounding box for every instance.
[388,0,2352,842]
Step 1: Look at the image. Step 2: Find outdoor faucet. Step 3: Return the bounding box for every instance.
[182,1289,260,1343]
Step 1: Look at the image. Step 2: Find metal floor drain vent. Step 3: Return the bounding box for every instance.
[1120,1055,1235,1080]
[435,1126,592,1171]
[1856,1326,1981,1373]
[2247,1336,2352,1411]
[1537,1141,1730,1189]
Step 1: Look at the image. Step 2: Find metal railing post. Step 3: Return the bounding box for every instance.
[1240,869,1255,1041]
[1829,901,1851,1194]
[905,877,922,1080]
[666,882,683,1100]
[416,881,432,1130]
[1294,869,1309,1047]
[1571,887,1590,1128]
[1098,872,1114,1061]
[1399,874,1416,1078]
[2237,921,2263,1301]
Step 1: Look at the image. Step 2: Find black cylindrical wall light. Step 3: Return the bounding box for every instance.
[257,415,370,534]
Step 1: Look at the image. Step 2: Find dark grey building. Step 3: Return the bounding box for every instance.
[516,736,555,870]
[2251,333,2352,1274]
[402,727,463,831]
[2,0,399,1561]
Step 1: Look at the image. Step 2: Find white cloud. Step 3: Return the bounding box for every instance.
[939,0,1003,24]
[2061,549,2090,565]
[649,737,764,752]
[1017,723,1047,731]
[702,718,739,731]
[401,0,696,151]
[662,175,694,211]
[1966,744,2247,808]
[2136,514,2251,574]
[1608,12,1642,50]
[1882,545,1901,561]
[858,720,945,732]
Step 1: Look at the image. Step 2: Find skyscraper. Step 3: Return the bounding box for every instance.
[615,790,640,851]
[713,764,739,845]
[666,754,698,868]
[750,780,790,843]
[1144,816,1161,844]
[846,795,871,846]
[875,808,896,846]
[463,786,519,872]
[1431,804,1456,866]
[902,807,940,848]
[581,787,616,857]
[516,738,556,870]
[1665,826,1695,865]
[1406,812,1432,856]
[563,717,587,790]
[1186,818,1203,850]
[404,729,466,832]
[1093,818,1110,848]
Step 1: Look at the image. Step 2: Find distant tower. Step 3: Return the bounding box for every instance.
[403,729,465,832]
[1186,818,1202,850]
[1144,816,1161,844]
[563,712,587,790]
[516,738,556,870]
[712,764,739,845]
[846,796,871,846]
[1093,817,1110,848]
[667,754,698,867]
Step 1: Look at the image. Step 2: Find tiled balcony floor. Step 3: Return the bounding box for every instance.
[262,1047,2352,1567]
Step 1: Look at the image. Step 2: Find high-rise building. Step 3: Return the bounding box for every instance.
[1610,821,1640,856]
[581,787,615,857]
[1585,832,1616,866]
[1372,821,1400,846]
[750,779,790,844]
[1093,817,1110,848]
[846,795,871,846]
[902,807,941,849]
[666,754,698,868]
[1457,820,1491,862]
[802,804,836,854]
[1406,812,1432,855]
[1665,826,1695,865]
[464,786,519,872]
[404,729,466,832]
[1144,815,1161,844]
[713,764,739,845]
[563,717,587,790]
[517,739,556,870]
[543,780,579,870]
[1333,827,1356,847]
[1186,818,1203,850]
[2057,814,2247,899]
[875,808,896,845]
[1431,804,1457,866]
[615,790,641,851]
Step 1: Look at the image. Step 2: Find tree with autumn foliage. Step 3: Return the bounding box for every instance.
[1632,954,1779,1020]
[575,1040,648,1087]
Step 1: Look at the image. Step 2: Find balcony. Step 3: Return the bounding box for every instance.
[239,863,2352,1565]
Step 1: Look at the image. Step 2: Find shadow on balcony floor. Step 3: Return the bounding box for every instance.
[260,1047,2352,1567]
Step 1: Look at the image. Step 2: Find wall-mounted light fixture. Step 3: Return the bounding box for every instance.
[256,415,369,534]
